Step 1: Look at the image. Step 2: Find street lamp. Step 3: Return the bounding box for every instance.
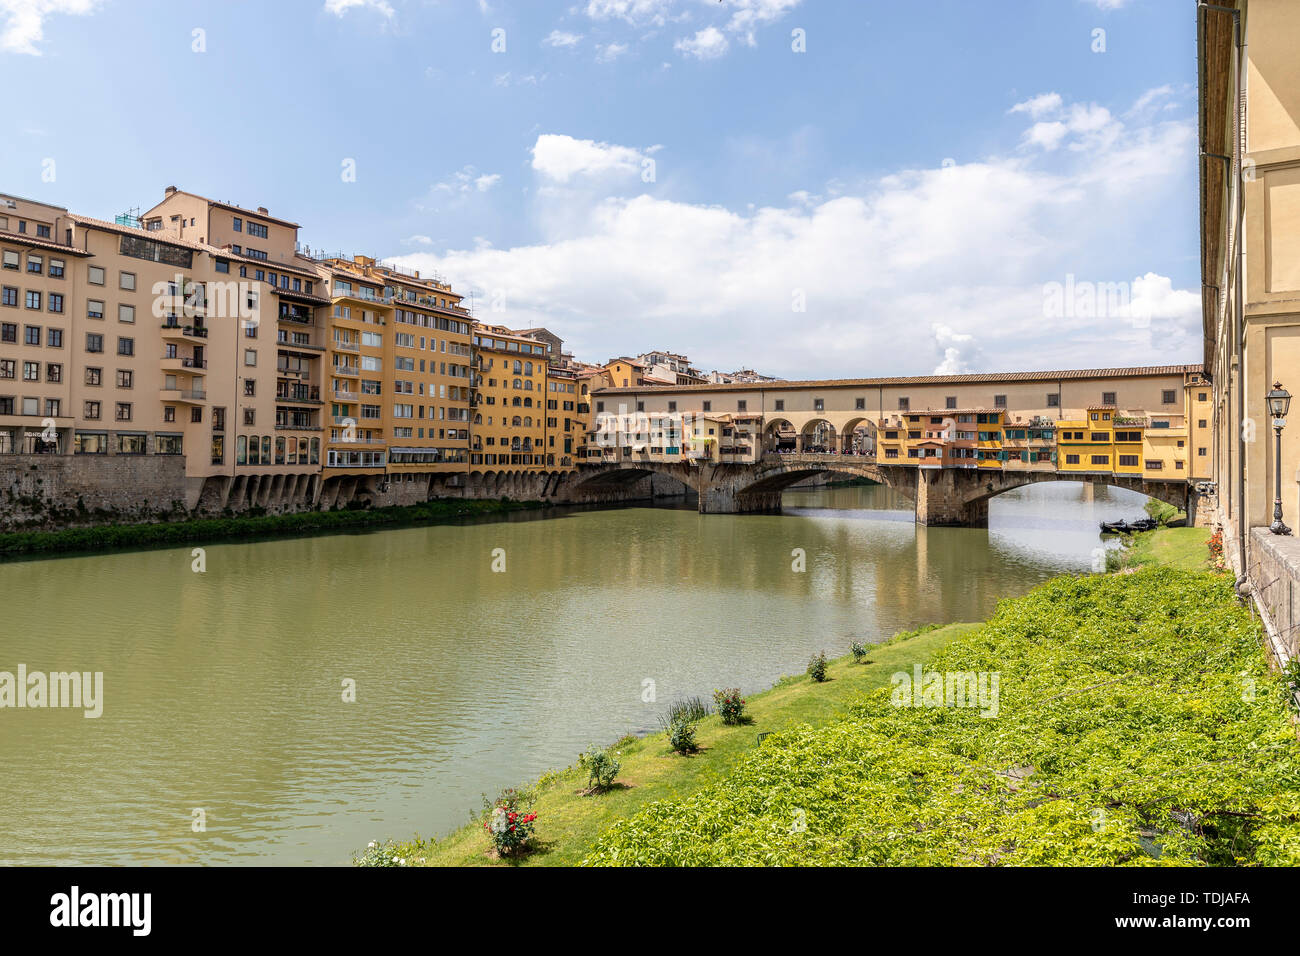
[1267,382,1292,535]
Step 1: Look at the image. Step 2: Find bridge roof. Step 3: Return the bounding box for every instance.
[594,364,1204,395]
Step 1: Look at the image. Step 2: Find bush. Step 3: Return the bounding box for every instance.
[850,640,869,663]
[666,716,698,754]
[712,688,746,725]
[481,788,537,857]
[807,651,829,682]
[354,839,410,867]
[578,744,622,791]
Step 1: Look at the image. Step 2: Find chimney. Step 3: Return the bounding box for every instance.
[164,185,177,196]
[257,206,268,215]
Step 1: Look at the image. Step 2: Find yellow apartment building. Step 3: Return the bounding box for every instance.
[470,324,549,471]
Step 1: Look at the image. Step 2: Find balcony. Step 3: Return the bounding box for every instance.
[160,356,207,374]
[331,389,359,401]
[160,387,206,404]
[276,386,322,405]
[332,340,360,352]
[332,364,360,377]
[160,323,208,340]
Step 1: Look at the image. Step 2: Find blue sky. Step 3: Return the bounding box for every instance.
[1,0,1201,378]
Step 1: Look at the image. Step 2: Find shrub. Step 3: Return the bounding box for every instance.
[712,688,746,725]
[481,788,537,857]
[850,640,869,663]
[354,839,409,867]
[666,716,698,754]
[578,744,622,791]
[807,651,829,682]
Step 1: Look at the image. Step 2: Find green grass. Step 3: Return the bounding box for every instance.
[374,621,980,866]
[1116,525,1211,571]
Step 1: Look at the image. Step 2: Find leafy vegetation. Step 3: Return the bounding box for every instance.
[666,716,699,754]
[807,651,829,683]
[660,697,710,727]
[850,640,870,663]
[0,497,543,558]
[578,745,623,792]
[712,688,747,725]
[1143,498,1185,527]
[584,568,1300,866]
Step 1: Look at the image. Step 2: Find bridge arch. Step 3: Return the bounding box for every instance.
[798,419,837,454]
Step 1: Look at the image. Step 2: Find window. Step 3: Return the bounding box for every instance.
[88,266,104,285]
[24,325,39,345]
[1065,454,1080,465]
[994,394,1007,408]
[247,222,269,239]
[36,224,50,238]
[946,396,957,409]
[0,359,12,378]
[898,397,909,411]
[116,370,133,388]
[86,333,103,353]
[119,272,136,291]
[163,406,176,423]
[47,294,63,314]
[84,401,100,420]
[215,259,229,274]
[116,433,146,455]
[1145,460,1164,470]
[244,349,257,366]
[87,299,104,319]
[774,399,785,412]
[46,363,61,383]
[117,337,134,356]
[49,258,64,278]
[737,400,747,412]
[85,367,101,386]
[1118,455,1139,467]
[1198,392,1207,401]
[1102,391,1116,406]
[244,380,255,396]
[0,322,11,342]
[243,409,256,426]
[115,402,132,421]
[1,250,18,270]
[1090,432,1108,442]
[1047,393,1060,408]
[814,398,825,412]
[23,362,38,381]
[25,291,40,310]
[1161,389,1176,404]
[1,287,14,307]
[26,254,42,274]
[702,400,712,412]
[232,216,242,232]
[856,397,867,410]
[156,435,183,455]
[118,304,134,324]
[668,401,677,412]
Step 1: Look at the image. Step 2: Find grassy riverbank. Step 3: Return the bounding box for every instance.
[0,496,545,558]
[364,621,982,866]
[367,523,1300,866]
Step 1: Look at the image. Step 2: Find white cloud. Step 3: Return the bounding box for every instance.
[544,29,583,48]
[1009,92,1063,119]
[595,41,629,62]
[725,0,803,46]
[433,166,502,195]
[1085,0,1130,9]
[403,235,434,246]
[391,97,1199,379]
[530,134,651,183]
[675,26,728,60]
[0,0,102,55]
[583,0,675,25]
[323,0,395,19]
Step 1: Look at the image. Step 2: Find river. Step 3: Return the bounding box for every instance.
[0,480,1149,864]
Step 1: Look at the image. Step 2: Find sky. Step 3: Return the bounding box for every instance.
[0,0,1202,379]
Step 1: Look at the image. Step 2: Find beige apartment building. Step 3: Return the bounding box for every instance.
[0,190,308,512]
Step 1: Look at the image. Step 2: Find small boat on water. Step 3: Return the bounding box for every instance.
[1099,517,1158,534]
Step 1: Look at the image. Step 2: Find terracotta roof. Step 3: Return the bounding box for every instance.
[0,230,93,257]
[595,364,1204,395]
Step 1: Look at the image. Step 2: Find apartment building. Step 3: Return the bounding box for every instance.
[0,191,309,510]
[314,255,473,491]
[470,324,549,470]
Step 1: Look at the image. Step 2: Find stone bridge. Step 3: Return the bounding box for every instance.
[570,453,1197,526]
